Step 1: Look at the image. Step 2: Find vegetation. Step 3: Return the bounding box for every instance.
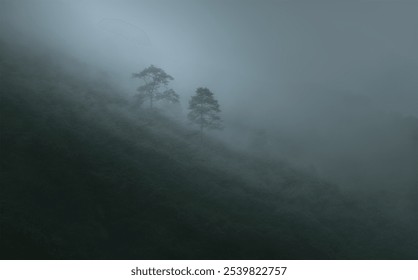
[132,65,179,108]
[188,87,222,134]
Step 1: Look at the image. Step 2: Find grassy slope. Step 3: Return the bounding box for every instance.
[0,42,417,259]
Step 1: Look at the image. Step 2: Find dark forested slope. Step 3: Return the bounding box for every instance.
[0,42,417,259]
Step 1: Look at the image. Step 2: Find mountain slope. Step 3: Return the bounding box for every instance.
[0,43,417,259]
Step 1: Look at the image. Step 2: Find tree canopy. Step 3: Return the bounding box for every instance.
[132,65,179,108]
[188,87,222,133]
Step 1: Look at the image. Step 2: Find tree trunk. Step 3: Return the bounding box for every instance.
[200,112,204,142]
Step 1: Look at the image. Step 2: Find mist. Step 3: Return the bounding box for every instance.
[1,0,417,259]
[2,1,417,104]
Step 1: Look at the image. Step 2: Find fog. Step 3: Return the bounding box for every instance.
[2,0,417,189]
[1,0,418,260]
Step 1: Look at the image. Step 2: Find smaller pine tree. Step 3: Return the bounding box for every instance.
[188,87,222,136]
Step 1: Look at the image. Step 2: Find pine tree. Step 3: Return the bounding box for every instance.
[188,87,222,136]
[132,65,179,108]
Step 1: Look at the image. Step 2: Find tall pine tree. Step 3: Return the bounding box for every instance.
[132,65,179,108]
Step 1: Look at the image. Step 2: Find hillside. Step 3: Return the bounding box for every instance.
[0,42,417,259]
